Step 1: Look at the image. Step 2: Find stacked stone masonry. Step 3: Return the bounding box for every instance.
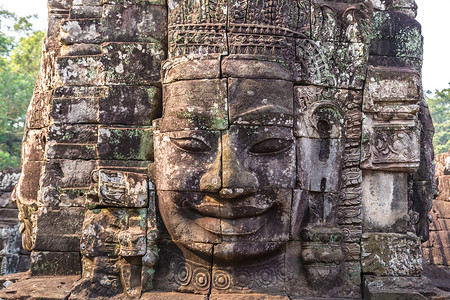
[423,151,450,268]
[0,168,30,275]
[0,0,447,299]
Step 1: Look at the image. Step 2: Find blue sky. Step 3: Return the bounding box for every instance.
[1,0,449,92]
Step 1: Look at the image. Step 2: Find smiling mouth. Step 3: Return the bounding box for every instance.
[181,195,274,236]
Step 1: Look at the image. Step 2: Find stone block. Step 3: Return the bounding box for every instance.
[363,65,420,118]
[21,130,46,162]
[157,191,222,244]
[39,160,96,206]
[436,176,450,201]
[431,200,450,220]
[371,0,418,17]
[294,86,362,139]
[368,55,422,73]
[291,190,340,238]
[30,251,81,276]
[290,190,308,239]
[46,143,98,160]
[59,188,91,207]
[428,230,450,250]
[85,169,148,208]
[363,275,442,300]
[0,225,21,260]
[422,245,450,267]
[371,11,422,59]
[26,91,52,129]
[153,241,213,294]
[103,42,164,85]
[226,125,296,190]
[285,240,361,299]
[102,4,167,42]
[47,14,69,50]
[0,209,19,224]
[0,169,20,194]
[211,252,287,294]
[70,256,126,298]
[99,86,161,126]
[228,78,293,127]
[97,160,151,172]
[222,56,294,81]
[154,130,221,191]
[297,137,343,192]
[15,160,44,204]
[80,208,147,257]
[60,19,103,44]
[98,127,153,161]
[41,159,96,189]
[48,0,73,10]
[361,233,422,276]
[33,207,85,252]
[0,274,80,300]
[361,170,408,232]
[163,56,221,83]
[0,255,21,275]
[0,193,15,210]
[57,56,105,86]
[54,86,108,98]
[219,189,292,244]
[61,43,102,56]
[160,79,228,132]
[311,0,372,44]
[361,122,420,172]
[435,152,450,177]
[70,5,103,18]
[429,218,450,232]
[48,124,98,144]
[52,97,99,124]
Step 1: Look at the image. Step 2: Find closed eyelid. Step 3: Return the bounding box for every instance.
[248,138,293,155]
[170,137,211,152]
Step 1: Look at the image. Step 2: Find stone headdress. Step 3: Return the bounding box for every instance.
[167,0,307,58]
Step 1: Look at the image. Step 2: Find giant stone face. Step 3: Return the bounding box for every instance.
[155,59,296,261]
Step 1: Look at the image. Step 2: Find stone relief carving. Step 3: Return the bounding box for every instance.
[1,0,440,299]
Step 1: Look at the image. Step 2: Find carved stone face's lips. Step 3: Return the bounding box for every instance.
[195,213,270,236]
[189,203,272,219]
[182,196,274,236]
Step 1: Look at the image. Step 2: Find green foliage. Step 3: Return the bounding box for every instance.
[11,31,45,78]
[426,86,450,154]
[0,9,44,169]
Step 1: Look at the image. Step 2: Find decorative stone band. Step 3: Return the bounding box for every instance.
[169,254,286,293]
[361,66,422,172]
[167,0,306,61]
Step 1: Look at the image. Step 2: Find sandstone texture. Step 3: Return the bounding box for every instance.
[0,0,443,299]
[0,168,30,275]
[423,151,450,268]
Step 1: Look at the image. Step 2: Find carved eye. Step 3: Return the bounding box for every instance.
[249,138,292,155]
[170,137,211,153]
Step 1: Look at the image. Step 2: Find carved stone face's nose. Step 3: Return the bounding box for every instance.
[199,133,259,198]
[220,133,259,199]
[199,153,221,193]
